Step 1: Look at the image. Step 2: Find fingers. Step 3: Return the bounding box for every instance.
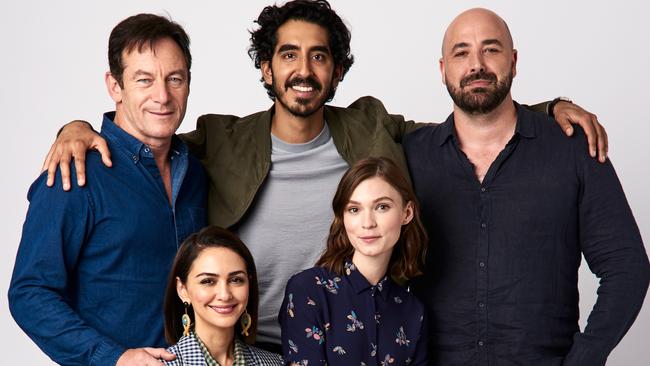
[73,154,86,187]
[116,348,167,366]
[596,119,608,162]
[556,117,574,137]
[143,347,176,361]
[59,153,72,191]
[44,144,56,186]
[554,101,608,163]
[93,138,113,167]
[581,114,598,158]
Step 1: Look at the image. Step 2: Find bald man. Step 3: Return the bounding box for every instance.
[404,8,648,366]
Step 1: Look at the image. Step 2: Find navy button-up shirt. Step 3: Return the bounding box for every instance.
[9,113,207,366]
[404,103,648,365]
[280,262,427,365]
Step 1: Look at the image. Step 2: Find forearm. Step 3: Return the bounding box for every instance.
[563,257,649,365]
[9,284,125,366]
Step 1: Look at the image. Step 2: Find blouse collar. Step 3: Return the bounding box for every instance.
[344,260,392,300]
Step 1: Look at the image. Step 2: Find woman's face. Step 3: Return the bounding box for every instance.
[177,247,249,334]
[344,176,414,264]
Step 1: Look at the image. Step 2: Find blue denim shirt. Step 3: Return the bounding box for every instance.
[9,113,207,366]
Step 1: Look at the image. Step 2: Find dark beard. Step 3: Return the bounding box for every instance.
[272,75,335,118]
[446,70,513,115]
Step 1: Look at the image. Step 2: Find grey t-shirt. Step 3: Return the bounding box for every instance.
[236,123,349,344]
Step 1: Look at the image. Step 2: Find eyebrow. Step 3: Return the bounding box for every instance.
[482,39,503,47]
[132,69,187,78]
[194,270,247,278]
[277,44,331,55]
[347,196,396,205]
[450,39,504,53]
[132,70,154,78]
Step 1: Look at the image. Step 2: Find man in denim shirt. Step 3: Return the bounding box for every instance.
[8,14,207,366]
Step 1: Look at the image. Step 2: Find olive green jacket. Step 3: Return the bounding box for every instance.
[180,96,547,228]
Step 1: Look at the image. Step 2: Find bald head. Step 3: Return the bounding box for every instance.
[439,8,517,115]
[442,8,513,56]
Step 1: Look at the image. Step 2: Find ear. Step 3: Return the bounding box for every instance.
[511,49,518,78]
[105,72,123,103]
[261,60,273,86]
[176,277,189,304]
[439,57,446,85]
[402,201,414,226]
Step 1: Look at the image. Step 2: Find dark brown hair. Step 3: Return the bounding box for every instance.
[163,226,259,345]
[108,13,191,87]
[248,0,354,101]
[316,157,428,280]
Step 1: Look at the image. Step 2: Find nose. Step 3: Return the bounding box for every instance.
[361,211,377,230]
[215,280,233,301]
[151,79,170,104]
[296,55,313,77]
[469,51,486,74]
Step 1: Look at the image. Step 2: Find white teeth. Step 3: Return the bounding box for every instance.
[292,85,313,92]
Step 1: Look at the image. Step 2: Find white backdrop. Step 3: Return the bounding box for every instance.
[1,1,647,365]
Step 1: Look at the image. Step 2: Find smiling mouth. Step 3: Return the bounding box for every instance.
[147,110,174,116]
[209,304,238,314]
[291,85,314,93]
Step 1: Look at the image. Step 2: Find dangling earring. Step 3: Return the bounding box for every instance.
[182,301,191,337]
[240,309,252,337]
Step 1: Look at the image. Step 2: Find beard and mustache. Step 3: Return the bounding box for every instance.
[272,74,338,118]
[446,70,513,115]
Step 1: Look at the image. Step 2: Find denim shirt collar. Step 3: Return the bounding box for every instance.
[344,260,391,300]
[438,101,537,147]
[100,111,188,164]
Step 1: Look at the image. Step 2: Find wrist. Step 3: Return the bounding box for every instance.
[547,96,573,119]
[56,120,94,137]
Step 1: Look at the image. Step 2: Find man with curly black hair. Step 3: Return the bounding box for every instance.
[44,0,606,353]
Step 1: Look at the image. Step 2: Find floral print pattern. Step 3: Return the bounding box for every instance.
[280,261,427,365]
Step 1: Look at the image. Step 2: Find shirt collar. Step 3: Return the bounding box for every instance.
[437,101,536,146]
[195,332,245,366]
[99,111,187,163]
[344,260,391,300]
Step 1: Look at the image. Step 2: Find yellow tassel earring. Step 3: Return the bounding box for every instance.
[240,309,252,337]
[182,301,191,337]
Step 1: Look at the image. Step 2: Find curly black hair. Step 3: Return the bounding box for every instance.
[248,0,354,101]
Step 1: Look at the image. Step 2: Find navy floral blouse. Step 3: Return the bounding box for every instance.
[280,261,427,365]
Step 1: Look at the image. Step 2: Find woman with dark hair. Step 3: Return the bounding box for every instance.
[280,157,428,365]
[162,226,282,365]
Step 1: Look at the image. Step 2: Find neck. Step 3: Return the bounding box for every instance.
[453,96,517,150]
[113,112,173,202]
[194,323,235,365]
[352,251,391,286]
[271,102,325,143]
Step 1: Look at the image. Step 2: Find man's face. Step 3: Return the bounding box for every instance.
[440,9,516,115]
[261,20,341,118]
[106,37,189,146]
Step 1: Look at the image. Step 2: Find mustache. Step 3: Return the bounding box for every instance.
[460,71,497,88]
[285,76,322,91]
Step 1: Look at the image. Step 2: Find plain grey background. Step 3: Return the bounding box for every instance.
[1,1,647,364]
